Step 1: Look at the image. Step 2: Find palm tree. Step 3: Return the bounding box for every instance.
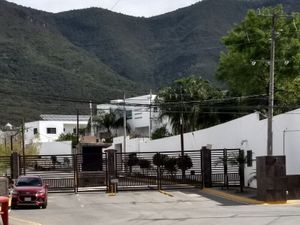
[156,76,223,134]
[94,109,131,141]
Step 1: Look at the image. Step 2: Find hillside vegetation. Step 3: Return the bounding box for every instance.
[0,0,300,124]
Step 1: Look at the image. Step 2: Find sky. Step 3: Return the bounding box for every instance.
[6,0,201,17]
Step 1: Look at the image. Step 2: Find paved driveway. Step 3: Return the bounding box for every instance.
[9,189,300,225]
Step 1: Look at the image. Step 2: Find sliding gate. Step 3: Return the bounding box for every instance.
[114,150,203,191]
[11,148,242,192]
[19,153,107,192]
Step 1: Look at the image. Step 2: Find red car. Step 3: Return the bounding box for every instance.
[11,175,48,209]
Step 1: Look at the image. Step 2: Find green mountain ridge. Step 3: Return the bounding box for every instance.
[0,0,300,124]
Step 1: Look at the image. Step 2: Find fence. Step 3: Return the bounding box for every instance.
[0,148,242,192]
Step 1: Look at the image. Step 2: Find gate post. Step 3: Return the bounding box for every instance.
[11,152,20,179]
[73,154,78,194]
[201,146,212,188]
[105,149,117,193]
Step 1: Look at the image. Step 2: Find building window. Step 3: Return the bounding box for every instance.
[126,110,132,120]
[47,128,56,134]
[153,107,158,112]
[33,128,38,135]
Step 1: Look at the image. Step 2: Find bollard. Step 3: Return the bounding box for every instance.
[0,196,9,225]
[109,179,118,196]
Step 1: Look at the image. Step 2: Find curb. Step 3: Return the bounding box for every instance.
[200,188,300,205]
[200,188,263,205]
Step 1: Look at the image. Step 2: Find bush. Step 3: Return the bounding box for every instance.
[152,153,168,167]
[151,126,171,140]
[138,159,151,169]
[164,157,177,175]
[127,153,139,167]
[176,155,193,171]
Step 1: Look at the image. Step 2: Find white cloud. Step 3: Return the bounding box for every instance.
[6,0,201,17]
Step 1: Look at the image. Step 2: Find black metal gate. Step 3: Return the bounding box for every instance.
[114,150,203,191]
[210,149,240,187]
[0,156,11,178]
[8,148,242,192]
[20,154,76,192]
[19,153,107,192]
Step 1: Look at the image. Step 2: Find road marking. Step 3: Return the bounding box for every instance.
[11,216,42,225]
[159,190,173,197]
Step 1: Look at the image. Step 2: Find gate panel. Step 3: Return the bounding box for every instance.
[116,152,158,191]
[115,150,202,191]
[210,149,240,187]
[20,154,75,192]
[0,156,11,178]
[159,150,202,190]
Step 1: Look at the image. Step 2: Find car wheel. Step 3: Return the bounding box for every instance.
[41,202,47,209]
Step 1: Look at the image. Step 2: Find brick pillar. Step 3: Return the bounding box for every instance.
[201,147,212,188]
[256,156,287,202]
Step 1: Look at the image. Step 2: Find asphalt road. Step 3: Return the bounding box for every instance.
[9,189,300,225]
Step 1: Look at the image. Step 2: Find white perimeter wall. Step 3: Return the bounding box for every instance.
[113,109,300,187]
[38,141,72,155]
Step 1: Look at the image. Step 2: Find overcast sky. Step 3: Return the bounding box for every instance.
[6,0,201,17]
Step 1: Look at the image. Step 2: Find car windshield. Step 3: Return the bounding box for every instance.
[16,177,42,187]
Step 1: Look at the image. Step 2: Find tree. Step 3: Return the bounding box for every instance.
[152,153,168,167]
[164,157,177,178]
[151,126,171,140]
[57,133,77,147]
[126,153,139,174]
[94,109,131,141]
[217,6,300,110]
[176,154,193,179]
[156,76,223,134]
[138,159,151,174]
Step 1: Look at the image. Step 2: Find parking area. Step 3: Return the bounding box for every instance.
[9,189,300,225]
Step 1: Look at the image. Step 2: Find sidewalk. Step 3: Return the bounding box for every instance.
[201,186,300,205]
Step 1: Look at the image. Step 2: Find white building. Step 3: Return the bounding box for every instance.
[25,114,90,144]
[97,94,171,138]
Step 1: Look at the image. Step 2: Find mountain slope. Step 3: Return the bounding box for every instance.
[0,0,144,124]
[1,0,300,124]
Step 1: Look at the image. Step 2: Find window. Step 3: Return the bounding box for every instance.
[47,128,56,134]
[33,128,38,135]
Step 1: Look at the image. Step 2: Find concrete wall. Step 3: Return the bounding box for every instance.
[112,109,300,187]
[38,141,72,155]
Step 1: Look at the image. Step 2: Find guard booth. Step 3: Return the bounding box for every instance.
[76,136,111,190]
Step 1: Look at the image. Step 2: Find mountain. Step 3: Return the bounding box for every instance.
[1,0,300,124]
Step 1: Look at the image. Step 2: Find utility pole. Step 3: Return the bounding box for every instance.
[10,135,13,154]
[89,100,94,136]
[180,87,184,157]
[149,90,152,139]
[76,109,79,145]
[123,93,127,155]
[22,118,26,175]
[267,13,276,156]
